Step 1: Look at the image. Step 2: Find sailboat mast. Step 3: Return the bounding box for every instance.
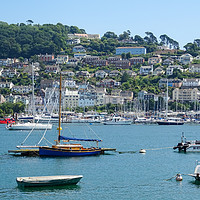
[166,79,168,119]
[32,63,35,122]
[58,73,62,143]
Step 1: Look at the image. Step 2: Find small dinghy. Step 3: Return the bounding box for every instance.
[16,175,83,187]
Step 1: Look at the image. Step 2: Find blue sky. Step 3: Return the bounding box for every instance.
[1,0,200,49]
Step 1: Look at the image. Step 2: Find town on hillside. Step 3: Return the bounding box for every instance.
[1,23,200,120]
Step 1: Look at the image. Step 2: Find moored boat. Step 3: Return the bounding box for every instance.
[157,117,184,125]
[16,175,83,187]
[7,122,52,130]
[173,133,200,152]
[188,161,200,183]
[0,117,15,124]
[103,116,132,125]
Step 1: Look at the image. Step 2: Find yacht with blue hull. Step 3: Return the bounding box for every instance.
[39,136,102,157]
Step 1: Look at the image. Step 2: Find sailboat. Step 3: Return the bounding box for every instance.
[7,64,52,130]
[39,73,102,157]
[157,79,184,125]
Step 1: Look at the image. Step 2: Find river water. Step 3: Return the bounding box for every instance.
[1,123,200,200]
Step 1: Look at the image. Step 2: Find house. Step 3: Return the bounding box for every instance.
[84,56,99,64]
[129,57,144,65]
[0,95,5,103]
[0,67,3,76]
[139,65,153,75]
[76,71,90,78]
[95,70,108,78]
[68,33,100,39]
[138,90,147,100]
[97,79,121,88]
[111,89,122,96]
[92,60,108,67]
[67,58,78,66]
[78,89,96,107]
[95,88,106,106]
[159,78,182,88]
[182,79,200,88]
[72,45,86,53]
[162,58,174,65]
[179,53,193,65]
[148,55,162,65]
[61,71,75,77]
[0,82,14,89]
[104,95,125,105]
[56,55,68,64]
[1,68,17,78]
[153,66,165,75]
[173,88,200,102]
[107,57,121,64]
[11,85,32,94]
[63,80,77,88]
[166,65,183,76]
[0,59,8,66]
[66,38,80,45]
[45,65,61,74]
[38,53,55,63]
[109,70,122,77]
[120,91,133,101]
[74,53,87,60]
[189,64,200,73]
[116,47,146,55]
[114,60,131,69]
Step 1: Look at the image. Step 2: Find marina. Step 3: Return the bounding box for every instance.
[2,123,200,199]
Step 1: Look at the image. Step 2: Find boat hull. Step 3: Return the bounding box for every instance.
[39,147,101,157]
[16,175,83,187]
[157,121,184,125]
[7,123,52,130]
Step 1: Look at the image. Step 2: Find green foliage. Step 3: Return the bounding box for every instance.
[0,102,25,115]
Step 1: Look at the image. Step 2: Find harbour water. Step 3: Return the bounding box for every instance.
[1,123,200,199]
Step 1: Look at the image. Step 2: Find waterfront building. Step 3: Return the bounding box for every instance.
[173,88,200,102]
[116,47,146,55]
[95,88,106,106]
[64,89,79,109]
[78,89,96,107]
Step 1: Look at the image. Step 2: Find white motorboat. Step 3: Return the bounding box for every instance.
[134,117,155,124]
[188,161,200,182]
[173,133,200,152]
[103,116,132,125]
[16,175,83,187]
[7,122,52,130]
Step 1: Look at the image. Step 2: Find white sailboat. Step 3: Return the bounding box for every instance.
[7,64,52,130]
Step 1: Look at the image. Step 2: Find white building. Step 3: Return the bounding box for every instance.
[140,65,153,75]
[64,89,79,109]
[189,64,200,73]
[179,53,193,65]
[63,80,77,88]
[166,65,183,75]
[11,85,32,94]
[56,55,68,64]
[104,95,125,105]
[0,82,14,89]
[182,79,200,87]
[95,70,108,78]
[173,88,200,102]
